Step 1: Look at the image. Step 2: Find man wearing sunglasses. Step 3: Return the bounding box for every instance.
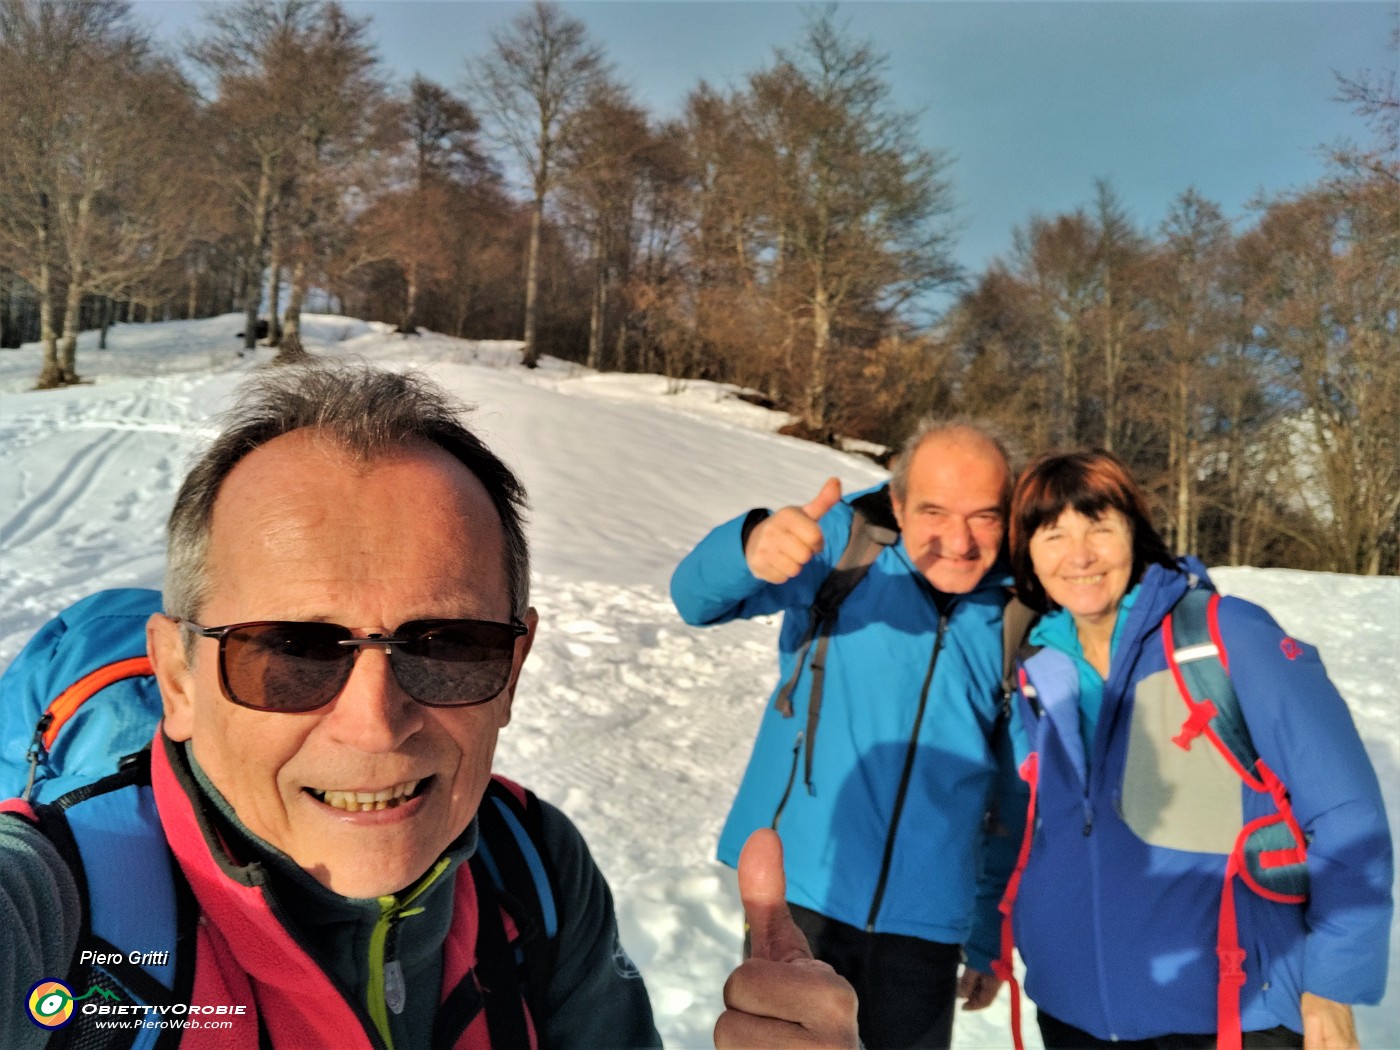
[1,364,661,1049]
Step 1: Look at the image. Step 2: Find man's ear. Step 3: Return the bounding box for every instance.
[495,607,538,729]
[889,487,907,532]
[147,613,195,741]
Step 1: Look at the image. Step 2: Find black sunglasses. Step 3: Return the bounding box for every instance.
[176,617,528,712]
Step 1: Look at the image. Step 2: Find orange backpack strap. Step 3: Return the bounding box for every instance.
[41,656,153,749]
[24,655,155,800]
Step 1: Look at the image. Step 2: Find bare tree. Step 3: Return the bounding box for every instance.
[0,0,164,386]
[1011,212,1097,446]
[557,82,655,371]
[282,5,387,359]
[745,7,958,433]
[1243,175,1400,574]
[467,0,607,367]
[942,264,1056,454]
[192,0,385,360]
[1152,188,1236,551]
[60,58,204,368]
[1334,17,1398,164]
[1088,181,1150,453]
[378,76,492,335]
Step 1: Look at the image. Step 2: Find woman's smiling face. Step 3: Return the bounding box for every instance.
[1028,506,1135,626]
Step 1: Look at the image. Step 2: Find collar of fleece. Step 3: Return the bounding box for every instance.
[149,733,478,1048]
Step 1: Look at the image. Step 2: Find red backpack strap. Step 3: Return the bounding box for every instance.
[1164,590,1309,1050]
[992,750,1039,1050]
[1216,852,1248,1050]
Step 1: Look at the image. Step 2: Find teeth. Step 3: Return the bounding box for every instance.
[1067,574,1105,585]
[315,779,421,812]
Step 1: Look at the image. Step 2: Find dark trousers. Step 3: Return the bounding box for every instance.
[790,904,961,1050]
[1037,1011,1304,1049]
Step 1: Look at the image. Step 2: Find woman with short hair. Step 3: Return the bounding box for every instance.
[999,448,1390,1050]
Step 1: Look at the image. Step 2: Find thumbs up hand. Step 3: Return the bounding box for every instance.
[714,830,860,1049]
[745,478,844,584]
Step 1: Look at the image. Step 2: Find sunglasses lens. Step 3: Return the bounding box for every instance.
[222,622,354,711]
[391,620,519,706]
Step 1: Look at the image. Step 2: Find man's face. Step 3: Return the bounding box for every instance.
[149,430,534,898]
[891,435,1008,594]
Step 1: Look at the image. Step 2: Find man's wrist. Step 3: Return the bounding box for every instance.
[740,508,771,550]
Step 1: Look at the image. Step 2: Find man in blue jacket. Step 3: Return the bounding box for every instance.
[671,420,1025,1049]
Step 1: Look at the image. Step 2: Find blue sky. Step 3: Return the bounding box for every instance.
[135,1,1393,294]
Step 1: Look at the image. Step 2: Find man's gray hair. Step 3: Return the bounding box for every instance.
[889,416,1020,505]
[164,362,530,621]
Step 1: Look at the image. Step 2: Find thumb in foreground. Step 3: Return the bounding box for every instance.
[739,829,813,965]
[801,477,843,522]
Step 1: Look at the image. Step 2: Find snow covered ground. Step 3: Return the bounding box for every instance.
[1,317,1395,1048]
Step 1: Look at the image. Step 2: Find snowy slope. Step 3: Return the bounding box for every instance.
[1,317,1394,1048]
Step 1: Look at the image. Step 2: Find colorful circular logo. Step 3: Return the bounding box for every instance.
[27,979,76,1029]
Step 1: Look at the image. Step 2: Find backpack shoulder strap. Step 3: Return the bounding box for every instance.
[29,753,196,1050]
[821,485,900,613]
[773,484,897,717]
[1163,589,1258,772]
[995,596,1038,743]
[1163,589,1311,1049]
[474,777,559,1041]
[772,485,898,793]
[467,855,533,1050]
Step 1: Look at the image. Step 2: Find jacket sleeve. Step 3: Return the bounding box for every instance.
[1219,597,1393,1005]
[964,710,1031,974]
[670,505,850,627]
[0,811,82,1050]
[537,800,661,1049]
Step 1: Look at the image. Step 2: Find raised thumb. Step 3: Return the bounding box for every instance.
[801,477,843,522]
[739,829,813,964]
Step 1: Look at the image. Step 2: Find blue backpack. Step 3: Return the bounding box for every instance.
[993,586,1310,1050]
[1,588,163,803]
[1,588,561,1048]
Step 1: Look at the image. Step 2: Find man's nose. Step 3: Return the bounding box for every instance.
[941,516,975,556]
[322,648,424,752]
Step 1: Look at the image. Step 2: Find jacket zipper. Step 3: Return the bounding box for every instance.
[770,730,804,830]
[1085,772,1119,1038]
[366,855,451,1049]
[865,612,948,931]
[1086,630,1146,1040]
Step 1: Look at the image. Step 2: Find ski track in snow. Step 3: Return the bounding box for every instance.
[1,318,1395,1049]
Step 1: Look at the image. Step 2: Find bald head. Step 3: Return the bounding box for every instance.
[890,420,1013,508]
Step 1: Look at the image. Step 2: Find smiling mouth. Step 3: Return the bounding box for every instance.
[1064,574,1106,585]
[307,778,428,812]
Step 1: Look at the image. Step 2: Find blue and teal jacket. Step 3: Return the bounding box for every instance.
[1009,560,1392,1039]
[670,489,1025,971]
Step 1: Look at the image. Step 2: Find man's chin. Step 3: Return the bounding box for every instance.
[924,562,986,594]
[291,825,445,898]
[311,857,437,899]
